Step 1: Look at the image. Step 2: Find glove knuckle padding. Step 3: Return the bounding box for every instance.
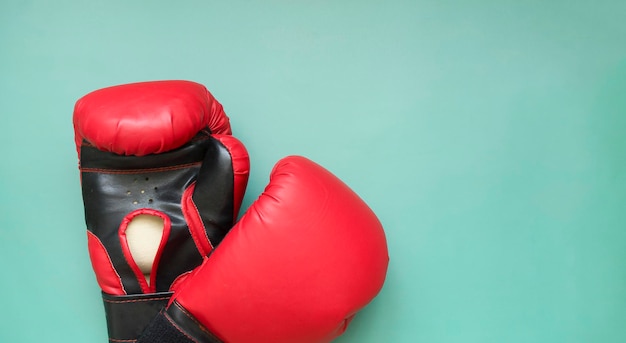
[73,80,232,156]
[174,156,389,343]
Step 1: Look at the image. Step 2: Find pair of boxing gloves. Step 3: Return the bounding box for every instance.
[73,80,389,343]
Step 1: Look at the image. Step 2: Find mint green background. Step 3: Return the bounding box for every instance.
[1,1,625,342]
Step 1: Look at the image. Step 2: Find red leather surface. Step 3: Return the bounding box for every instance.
[87,231,126,295]
[175,156,389,343]
[181,183,214,257]
[73,80,231,156]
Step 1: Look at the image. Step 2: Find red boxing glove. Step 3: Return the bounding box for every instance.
[137,156,389,343]
[74,80,249,342]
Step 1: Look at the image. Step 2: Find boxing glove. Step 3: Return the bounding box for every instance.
[137,156,389,343]
[73,80,249,342]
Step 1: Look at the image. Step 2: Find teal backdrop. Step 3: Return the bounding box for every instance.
[1,1,625,342]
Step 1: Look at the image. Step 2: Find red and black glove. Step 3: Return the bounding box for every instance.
[137,156,389,343]
[73,80,249,342]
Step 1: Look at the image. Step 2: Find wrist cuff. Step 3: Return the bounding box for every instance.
[102,291,173,341]
[137,301,222,343]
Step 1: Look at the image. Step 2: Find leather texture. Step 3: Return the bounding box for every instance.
[102,292,173,340]
[74,80,231,156]
[74,80,250,343]
[137,156,389,343]
[139,302,223,343]
[137,303,223,343]
[80,133,234,294]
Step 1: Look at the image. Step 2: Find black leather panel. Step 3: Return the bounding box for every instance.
[81,132,236,342]
[166,302,223,343]
[137,302,222,343]
[102,291,173,341]
[193,137,235,248]
[80,132,236,293]
[81,135,208,293]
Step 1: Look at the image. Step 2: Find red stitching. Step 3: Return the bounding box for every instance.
[81,162,201,174]
[181,183,213,257]
[81,133,209,150]
[118,211,151,294]
[103,296,171,304]
[164,311,200,343]
[88,231,126,295]
[172,303,216,338]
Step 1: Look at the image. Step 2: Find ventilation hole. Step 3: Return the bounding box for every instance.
[133,201,138,205]
[154,186,158,191]
[133,178,137,183]
[145,177,149,181]
[126,191,131,195]
[141,190,145,194]
[148,198,153,203]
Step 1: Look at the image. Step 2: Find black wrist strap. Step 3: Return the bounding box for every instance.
[137,301,222,343]
[102,291,173,342]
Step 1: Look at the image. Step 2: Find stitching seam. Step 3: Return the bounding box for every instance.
[81,162,201,174]
[103,296,171,304]
[164,312,200,343]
